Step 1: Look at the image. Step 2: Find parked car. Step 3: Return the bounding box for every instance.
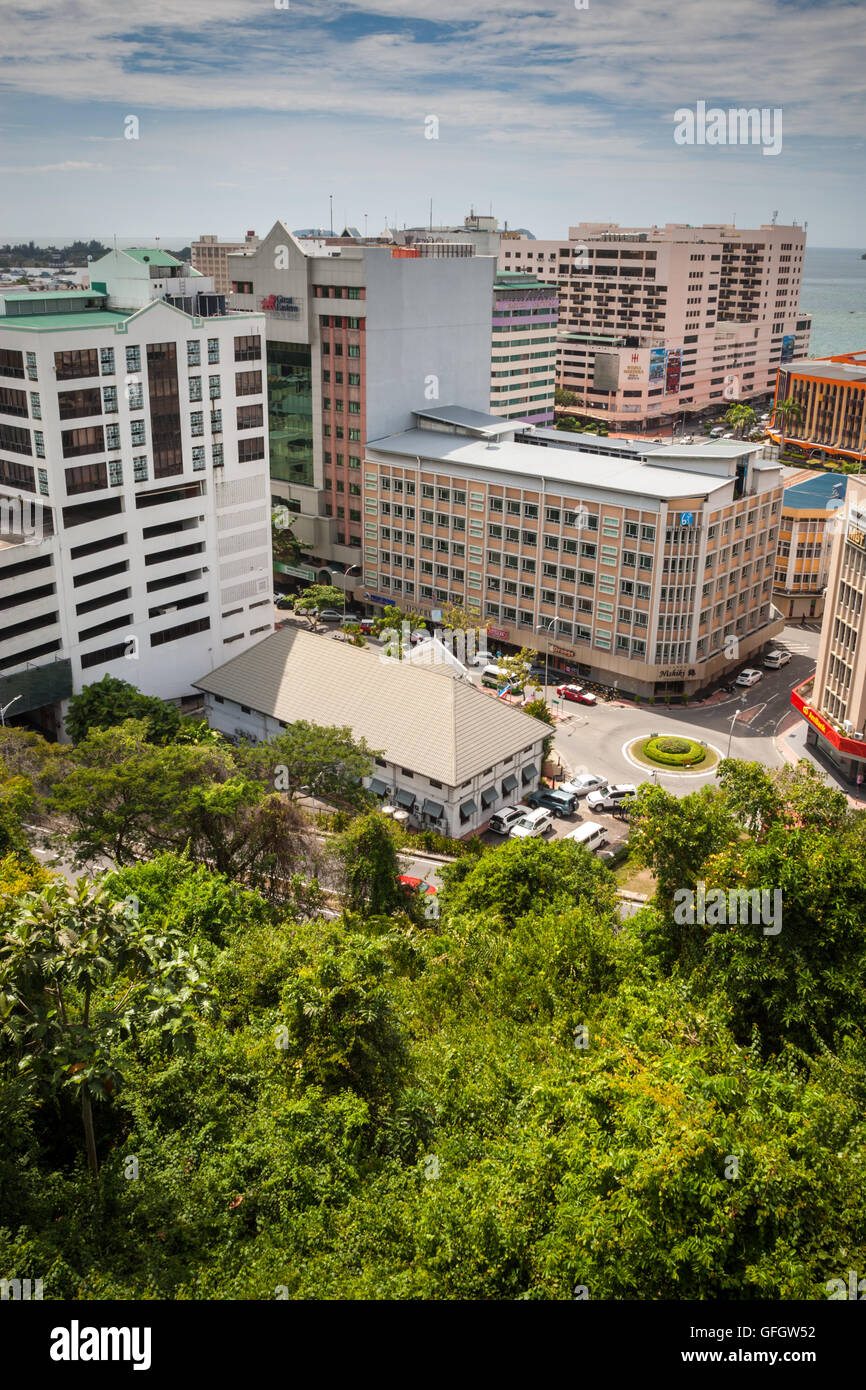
[341,613,362,627]
[709,426,726,438]
[586,783,637,814]
[599,836,631,867]
[274,594,294,610]
[528,665,549,685]
[735,668,764,687]
[762,649,791,669]
[318,608,343,623]
[481,664,524,694]
[397,875,437,898]
[556,683,597,706]
[565,821,608,853]
[509,807,554,839]
[524,788,578,818]
[359,617,376,634]
[678,435,695,444]
[558,772,607,799]
[488,805,528,835]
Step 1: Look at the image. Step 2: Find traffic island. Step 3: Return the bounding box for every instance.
[626,734,721,775]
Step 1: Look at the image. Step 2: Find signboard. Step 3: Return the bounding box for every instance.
[790,681,866,757]
[665,348,682,395]
[488,626,510,640]
[363,591,390,605]
[658,667,696,678]
[781,334,796,362]
[261,294,297,312]
[679,512,695,526]
[649,348,666,383]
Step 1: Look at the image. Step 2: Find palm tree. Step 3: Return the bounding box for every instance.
[772,396,805,458]
[723,403,757,438]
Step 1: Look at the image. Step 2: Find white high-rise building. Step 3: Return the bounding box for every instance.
[0,249,272,736]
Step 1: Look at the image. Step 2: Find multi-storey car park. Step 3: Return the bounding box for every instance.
[0,249,272,737]
[499,222,812,433]
[362,406,785,700]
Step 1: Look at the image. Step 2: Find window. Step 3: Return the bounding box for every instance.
[209,375,221,399]
[238,436,265,462]
[61,425,105,459]
[100,347,115,375]
[207,338,220,364]
[187,341,200,367]
[192,445,206,471]
[190,411,204,437]
[127,381,143,410]
[105,423,120,451]
[237,403,263,431]
[131,419,146,447]
[54,348,99,381]
[133,456,148,482]
[235,369,262,396]
[189,376,203,402]
[108,459,123,487]
[102,385,118,413]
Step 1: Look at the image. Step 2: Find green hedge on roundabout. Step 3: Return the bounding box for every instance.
[642,735,707,767]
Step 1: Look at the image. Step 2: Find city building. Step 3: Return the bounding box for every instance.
[193,624,549,837]
[0,252,272,735]
[774,468,847,619]
[392,210,533,257]
[226,221,495,597]
[791,474,866,781]
[490,272,558,426]
[499,222,812,433]
[363,406,785,699]
[191,232,260,295]
[769,352,866,464]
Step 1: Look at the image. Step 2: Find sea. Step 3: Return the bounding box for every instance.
[801,247,866,358]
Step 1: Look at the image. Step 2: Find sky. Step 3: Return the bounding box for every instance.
[0,0,863,247]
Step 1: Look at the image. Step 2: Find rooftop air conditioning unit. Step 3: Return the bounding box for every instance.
[843,719,854,734]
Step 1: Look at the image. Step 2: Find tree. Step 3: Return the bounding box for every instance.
[438,602,473,632]
[496,647,535,694]
[65,675,182,745]
[294,584,346,630]
[439,835,618,932]
[239,721,378,812]
[522,697,554,759]
[724,403,757,438]
[271,507,302,568]
[334,812,403,916]
[0,878,209,1178]
[554,387,578,408]
[555,416,580,432]
[772,395,805,457]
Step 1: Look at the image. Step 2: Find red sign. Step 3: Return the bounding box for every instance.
[790,682,866,757]
[487,627,510,640]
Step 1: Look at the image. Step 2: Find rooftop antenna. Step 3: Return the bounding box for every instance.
[364,213,368,238]
[429,197,433,232]
[771,209,778,225]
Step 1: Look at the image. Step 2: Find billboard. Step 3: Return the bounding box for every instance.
[781,335,796,362]
[665,348,682,394]
[649,348,666,383]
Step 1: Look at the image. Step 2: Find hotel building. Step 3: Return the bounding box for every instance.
[363,407,785,699]
[489,272,558,427]
[792,474,866,781]
[227,222,495,596]
[769,352,866,464]
[0,250,272,734]
[499,222,812,432]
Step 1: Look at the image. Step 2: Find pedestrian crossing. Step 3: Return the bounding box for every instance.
[782,640,817,656]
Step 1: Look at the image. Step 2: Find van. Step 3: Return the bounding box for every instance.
[509,807,554,839]
[709,426,726,438]
[481,664,524,694]
[566,821,607,853]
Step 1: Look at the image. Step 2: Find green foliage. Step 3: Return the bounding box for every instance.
[643,735,706,766]
[65,676,182,745]
[438,836,618,932]
[239,719,377,811]
[335,812,403,916]
[294,585,345,628]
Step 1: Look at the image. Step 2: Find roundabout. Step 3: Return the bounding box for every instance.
[623,733,722,776]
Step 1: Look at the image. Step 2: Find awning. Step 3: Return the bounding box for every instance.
[480,786,497,807]
[368,778,388,796]
[460,798,477,818]
[422,798,444,817]
[521,764,538,783]
[396,788,416,808]
[502,774,518,792]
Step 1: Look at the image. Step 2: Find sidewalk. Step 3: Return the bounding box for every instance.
[775,715,866,808]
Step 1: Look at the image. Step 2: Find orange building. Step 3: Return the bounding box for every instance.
[770,352,866,463]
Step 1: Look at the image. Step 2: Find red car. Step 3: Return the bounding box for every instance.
[397,875,437,897]
[556,683,597,706]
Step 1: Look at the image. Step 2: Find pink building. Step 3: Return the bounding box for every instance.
[499,223,811,433]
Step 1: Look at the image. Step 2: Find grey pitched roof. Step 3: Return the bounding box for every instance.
[193,626,549,786]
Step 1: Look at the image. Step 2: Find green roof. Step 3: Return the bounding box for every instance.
[0,310,130,331]
[2,289,102,301]
[123,248,183,268]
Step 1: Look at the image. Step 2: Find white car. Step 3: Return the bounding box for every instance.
[558,773,607,799]
[736,668,764,687]
[509,808,554,839]
[763,649,791,670]
[488,805,527,835]
[586,784,637,813]
[678,435,695,444]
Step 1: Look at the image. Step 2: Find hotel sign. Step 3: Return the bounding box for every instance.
[658,667,696,678]
[790,681,866,757]
[488,627,510,640]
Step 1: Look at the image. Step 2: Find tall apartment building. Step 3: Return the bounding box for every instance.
[770,352,866,463]
[499,223,812,432]
[0,251,272,734]
[792,474,866,780]
[363,407,784,698]
[191,232,260,295]
[227,222,495,591]
[774,469,846,620]
[489,273,558,426]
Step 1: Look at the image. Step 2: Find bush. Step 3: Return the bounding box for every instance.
[642,735,706,767]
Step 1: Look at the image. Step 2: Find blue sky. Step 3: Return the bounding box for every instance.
[0,0,863,246]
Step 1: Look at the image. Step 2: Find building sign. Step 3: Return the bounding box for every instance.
[657,667,696,678]
[679,512,695,526]
[790,680,866,757]
[665,348,682,395]
[781,334,796,362]
[488,626,510,640]
[649,348,666,383]
[363,591,390,605]
[275,562,315,581]
[261,294,300,318]
[551,644,575,659]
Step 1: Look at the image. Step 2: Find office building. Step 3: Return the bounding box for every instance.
[194,624,549,837]
[0,251,272,734]
[792,473,866,780]
[769,352,866,464]
[499,222,812,432]
[774,468,846,619]
[191,232,260,295]
[362,406,785,699]
[227,222,495,597]
[490,272,558,426]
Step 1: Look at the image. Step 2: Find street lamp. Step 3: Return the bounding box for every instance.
[726,694,748,758]
[535,618,556,692]
[0,694,22,727]
[342,564,362,621]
